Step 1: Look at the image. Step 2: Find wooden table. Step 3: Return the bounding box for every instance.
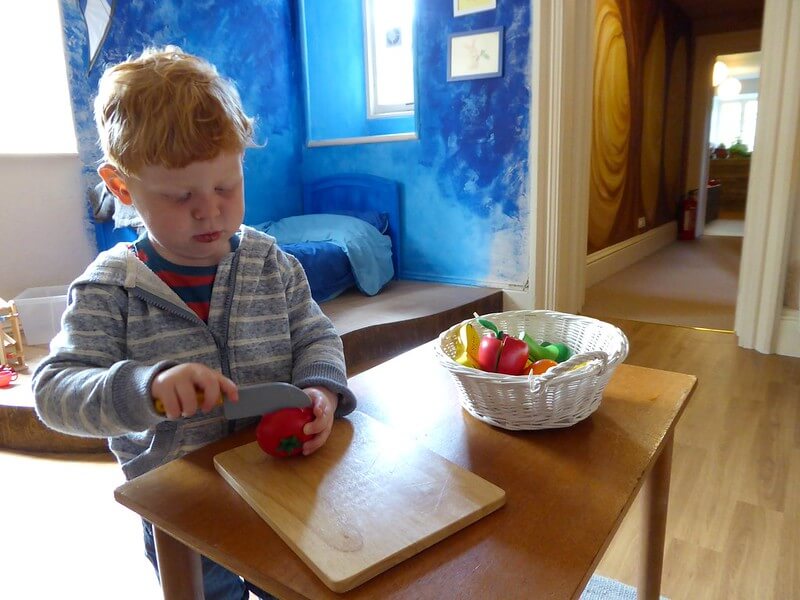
[115,341,695,600]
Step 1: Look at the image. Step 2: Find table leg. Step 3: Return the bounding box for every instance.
[638,432,674,600]
[154,526,204,600]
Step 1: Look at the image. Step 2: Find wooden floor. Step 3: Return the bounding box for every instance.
[592,319,800,599]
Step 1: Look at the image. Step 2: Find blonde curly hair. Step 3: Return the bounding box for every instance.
[94,46,255,176]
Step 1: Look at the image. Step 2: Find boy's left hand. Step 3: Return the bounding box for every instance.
[300,386,339,456]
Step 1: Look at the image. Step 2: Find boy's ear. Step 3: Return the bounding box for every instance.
[98,164,134,206]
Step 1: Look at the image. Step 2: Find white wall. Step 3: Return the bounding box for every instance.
[776,132,800,357]
[0,155,95,299]
[787,191,800,310]
[785,123,800,310]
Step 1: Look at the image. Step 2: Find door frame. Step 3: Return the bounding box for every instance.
[508,0,592,314]
[685,30,760,239]
[734,0,800,352]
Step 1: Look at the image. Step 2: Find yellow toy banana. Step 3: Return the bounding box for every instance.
[454,322,481,368]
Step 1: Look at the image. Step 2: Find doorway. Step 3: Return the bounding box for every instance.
[527,0,798,355]
[705,51,760,239]
[580,5,762,332]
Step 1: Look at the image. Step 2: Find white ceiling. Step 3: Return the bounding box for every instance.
[718,51,761,79]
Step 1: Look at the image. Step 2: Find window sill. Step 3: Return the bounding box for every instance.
[307,133,418,148]
[0,152,80,158]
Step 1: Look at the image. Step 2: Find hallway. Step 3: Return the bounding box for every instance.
[582,234,742,331]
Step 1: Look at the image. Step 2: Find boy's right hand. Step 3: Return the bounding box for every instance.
[151,363,238,419]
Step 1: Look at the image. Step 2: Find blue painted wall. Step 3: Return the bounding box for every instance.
[302,2,531,287]
[61,0,304,226]
[301,0,414,141]
[62,0,531,289]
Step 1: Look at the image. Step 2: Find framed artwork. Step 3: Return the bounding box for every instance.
[453,0,497,17]
[447,27,504,82]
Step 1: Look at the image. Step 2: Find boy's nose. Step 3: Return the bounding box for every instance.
[191,194,222,221]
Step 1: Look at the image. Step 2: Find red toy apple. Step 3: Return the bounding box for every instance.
[477,333,530,375]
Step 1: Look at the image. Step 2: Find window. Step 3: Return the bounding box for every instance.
[0,0,77,154]
[363,0,415,118]
[709,94,759,152]
[300,0,417,144]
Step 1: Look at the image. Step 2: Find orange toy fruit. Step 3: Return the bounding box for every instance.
[531,359,558,375]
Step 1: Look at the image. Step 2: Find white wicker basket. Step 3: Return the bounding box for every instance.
[434,310,629,430]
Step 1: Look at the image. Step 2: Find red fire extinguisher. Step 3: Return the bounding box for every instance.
[679,190,697,241]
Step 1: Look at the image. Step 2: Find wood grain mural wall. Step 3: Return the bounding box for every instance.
[589,0,692,253]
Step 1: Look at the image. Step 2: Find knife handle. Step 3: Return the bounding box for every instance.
[153,391,223,416]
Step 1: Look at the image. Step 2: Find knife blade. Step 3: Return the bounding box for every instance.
[224,382,311,419]
[153,382,311,419]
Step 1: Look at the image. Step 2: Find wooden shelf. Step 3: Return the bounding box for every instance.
[0,298,27,372]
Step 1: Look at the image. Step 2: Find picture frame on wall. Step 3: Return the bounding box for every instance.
[453,0,497,17]
[447,27,504,82]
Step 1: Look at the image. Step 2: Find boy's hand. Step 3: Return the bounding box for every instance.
[300,386,339,455]
[152,363,238,419]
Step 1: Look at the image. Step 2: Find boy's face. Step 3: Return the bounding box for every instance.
[100,152,245,267]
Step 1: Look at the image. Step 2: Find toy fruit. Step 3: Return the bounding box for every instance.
[256,406,314,457]
[531,359,558,375]
[454,323,481,368]
[474,315,501,335]
[477,332,530,375]
[470,314,572,375]
[541,342,572,363]
[522,362,535,375]
[520,333,559,362]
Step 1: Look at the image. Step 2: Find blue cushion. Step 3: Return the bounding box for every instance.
[331,210,389,234]
[261,214,394,296]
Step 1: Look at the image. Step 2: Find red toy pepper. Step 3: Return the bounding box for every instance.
[256,406,315,457]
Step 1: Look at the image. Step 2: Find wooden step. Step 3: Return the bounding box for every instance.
[0,343,108,453]
[322,280,503,374]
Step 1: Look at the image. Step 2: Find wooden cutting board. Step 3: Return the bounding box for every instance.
[213,410,505,592]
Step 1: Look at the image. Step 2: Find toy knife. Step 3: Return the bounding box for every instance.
[154,382,311,419]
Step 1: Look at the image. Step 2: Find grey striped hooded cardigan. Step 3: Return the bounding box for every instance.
[33,226,356,480]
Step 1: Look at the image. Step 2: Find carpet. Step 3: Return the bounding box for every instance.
[582,236,742,331]
[704,218,744,237]
[581,575,637,599]
[582,574,668,599]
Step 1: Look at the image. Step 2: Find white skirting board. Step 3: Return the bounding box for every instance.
[775,309,800,358]
[586,222,677,287]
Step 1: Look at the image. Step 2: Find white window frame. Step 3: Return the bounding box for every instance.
[363,0,415,119]
[709,92,759,150]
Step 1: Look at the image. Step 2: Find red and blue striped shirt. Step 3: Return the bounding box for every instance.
[130,235,240,322]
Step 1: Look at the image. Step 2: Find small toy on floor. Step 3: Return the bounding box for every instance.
[0,364,17,387]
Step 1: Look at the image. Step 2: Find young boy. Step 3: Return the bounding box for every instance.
[33,46,355,600]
